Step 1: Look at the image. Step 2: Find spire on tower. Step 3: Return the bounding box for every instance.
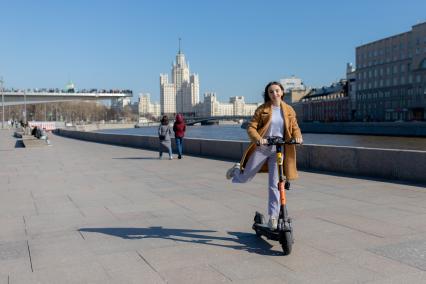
[178,37,182,54]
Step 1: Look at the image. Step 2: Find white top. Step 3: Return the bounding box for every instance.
[265,105,284,138]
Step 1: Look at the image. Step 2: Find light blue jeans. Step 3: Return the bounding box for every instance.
[232,145,280,217]
[175,137,183,156]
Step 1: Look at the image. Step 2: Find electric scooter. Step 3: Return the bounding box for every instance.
[252,136,299,255]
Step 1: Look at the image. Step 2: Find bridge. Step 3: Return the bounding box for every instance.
[0,90,132,106]
[185,115,251,126]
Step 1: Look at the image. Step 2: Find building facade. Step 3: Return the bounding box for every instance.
[346,63,357,119]
[280,76,306,93]
[194,93,260,117]
[160,47,199,115]
[159,74,176,115]
[138,93,160,118]
[355,22,426,121]
[280,76,308,105]
[301,80,350,122]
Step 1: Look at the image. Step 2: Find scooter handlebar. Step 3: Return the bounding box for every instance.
[256,136,301,146]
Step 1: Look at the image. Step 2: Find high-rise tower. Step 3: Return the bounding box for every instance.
[160,39,199,115]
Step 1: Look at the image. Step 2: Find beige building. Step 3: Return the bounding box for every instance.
[285,89,309,104]
[138,93,150,114]
[280,76,308,104]
[138,93,160,118]
[229,96,245,115]
[355,22,426,121]
[159,74,176,115]
[195,93,260,117]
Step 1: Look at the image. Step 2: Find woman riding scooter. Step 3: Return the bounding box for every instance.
[226,81,303,230]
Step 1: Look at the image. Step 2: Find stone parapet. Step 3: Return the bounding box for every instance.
[55,129,426,184]
[299,122,426,137]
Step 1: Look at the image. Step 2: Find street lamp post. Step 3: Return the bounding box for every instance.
[1,77,4,129]
[24,90,27,124]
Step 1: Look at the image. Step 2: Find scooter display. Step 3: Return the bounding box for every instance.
[252,136,300,255]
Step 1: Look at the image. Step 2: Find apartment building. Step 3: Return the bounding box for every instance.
[355,22,426,121]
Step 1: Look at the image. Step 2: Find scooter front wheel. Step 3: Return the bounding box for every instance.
[280,231,293,255]
[253,212,265,237]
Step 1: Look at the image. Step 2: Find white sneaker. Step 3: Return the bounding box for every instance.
[226,163,240,180]
[268,216,278,230]
[169,156,173,160]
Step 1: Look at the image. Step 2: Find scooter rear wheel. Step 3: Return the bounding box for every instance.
[281,231,293,255]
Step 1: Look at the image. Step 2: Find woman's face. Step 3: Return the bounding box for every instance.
[268,84,283,104]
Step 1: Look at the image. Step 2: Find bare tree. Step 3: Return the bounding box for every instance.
[2,101,138,123]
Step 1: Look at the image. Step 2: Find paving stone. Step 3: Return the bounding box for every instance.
[369,238,426,271]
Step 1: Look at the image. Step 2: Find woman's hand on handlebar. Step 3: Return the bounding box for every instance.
[294,137,303,144]
[257,138,268,146]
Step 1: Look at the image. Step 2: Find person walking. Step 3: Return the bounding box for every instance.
[173,114,186,159]
[158,115,173,160]
[226,81,303,230]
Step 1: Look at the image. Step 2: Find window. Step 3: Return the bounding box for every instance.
[393,77,398,86]
[419,58,426,70]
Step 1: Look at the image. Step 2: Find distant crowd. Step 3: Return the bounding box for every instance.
[2,88,133,95]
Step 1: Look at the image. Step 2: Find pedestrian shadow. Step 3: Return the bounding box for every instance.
[79,226,282,255]
[112,157,159,160]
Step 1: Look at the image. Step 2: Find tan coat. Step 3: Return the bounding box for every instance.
[240,101,302,180]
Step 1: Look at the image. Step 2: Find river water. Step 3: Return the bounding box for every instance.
[97,125,426,151]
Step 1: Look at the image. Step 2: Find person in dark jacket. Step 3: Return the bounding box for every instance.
[31,126,38,136]
[173,114,186,159]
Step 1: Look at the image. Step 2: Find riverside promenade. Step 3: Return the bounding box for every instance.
[1,130,426,283]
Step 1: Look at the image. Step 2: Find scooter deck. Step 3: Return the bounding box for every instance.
[252,223,281,241]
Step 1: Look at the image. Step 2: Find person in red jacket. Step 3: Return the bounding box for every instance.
[173,114,186,159]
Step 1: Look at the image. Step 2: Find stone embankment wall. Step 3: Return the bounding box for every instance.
[55,129,426,184]
[299,122,426,137]
[65,123,136,132]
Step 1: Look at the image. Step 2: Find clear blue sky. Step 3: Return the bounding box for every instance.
[1,0,426,103]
